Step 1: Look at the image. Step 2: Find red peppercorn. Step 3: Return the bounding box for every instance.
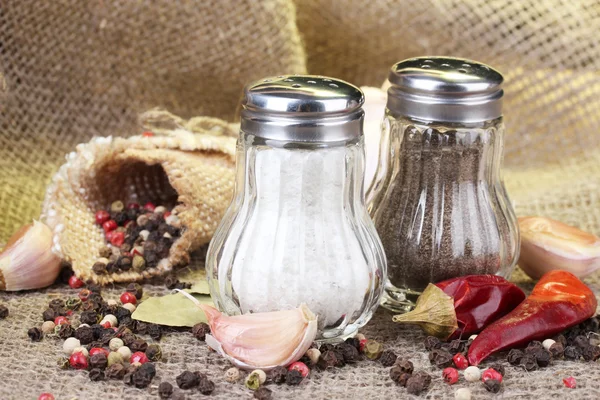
[131,351,149,364]
[102,219,118,233]
[142,131,154,137]
[452,353,469,370]
[38,393,55,400]
[101,321,112,329]
[563,376,576,388]
[110,231,125,247]
[359,339,368,352]
[127,202,140,210]
[69,352,89,370]
[105,231,115,242]
[132,248,143,256]
[288,361,310,378]
[95,210,110,225]
[66,310,74,317]
[481,368,503,383]
[68,275,84,289]
[120,292,137,305]
[164,211,171,218]
[54,316,69,326]
[442,367,459,385]
[78,288,91,302]
[143,202,156,212]
[89,347,110,357]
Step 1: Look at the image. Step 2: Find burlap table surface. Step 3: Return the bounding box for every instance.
[2,0,600,398]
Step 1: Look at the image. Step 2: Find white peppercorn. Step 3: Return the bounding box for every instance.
[225,367,241,383]
[464,366,481,382]
[41,321,56,334]
[109,337,124,351]
[117,346,132,362]
[455,388,472,400]
[72,346,89,357]
[63,337,81,355]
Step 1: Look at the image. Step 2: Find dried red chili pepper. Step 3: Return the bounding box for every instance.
[393,275,526,340]
[468,270,597,365]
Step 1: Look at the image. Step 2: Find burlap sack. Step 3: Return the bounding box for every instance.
[41,111,237,284]
[0,0,306,243]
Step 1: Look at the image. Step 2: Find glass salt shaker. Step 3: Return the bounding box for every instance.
[367,57,520,312]
[206,75,387,341]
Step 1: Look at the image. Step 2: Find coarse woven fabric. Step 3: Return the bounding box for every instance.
[0,0,305,241]
[0,266,598,400]
[41,111,237,284]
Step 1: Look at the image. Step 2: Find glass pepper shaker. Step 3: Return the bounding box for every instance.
[368,57,520,312]
[206,75,387,341]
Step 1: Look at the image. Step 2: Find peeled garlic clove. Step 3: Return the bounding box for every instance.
[518,216,600,279]
[0,220,61,290]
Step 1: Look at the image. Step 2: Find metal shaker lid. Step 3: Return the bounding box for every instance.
[387,57,504,123]
[241,75,364,143]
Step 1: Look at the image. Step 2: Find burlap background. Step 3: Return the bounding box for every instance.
[1,0,600,399]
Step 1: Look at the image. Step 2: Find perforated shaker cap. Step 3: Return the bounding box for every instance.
[387,57,504,123]
[240,75,364,143]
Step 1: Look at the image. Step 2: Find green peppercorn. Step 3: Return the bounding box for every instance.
[57,357,70,370]
[364,340,384,360]
[107,352,124,367]
[146,344,162,361]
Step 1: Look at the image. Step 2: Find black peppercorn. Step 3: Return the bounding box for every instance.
[268,366,287,384]
[448,339,465,355]
[159,381,174,399]
[573,335,590,349]
[424,336,441,351]
[198,378,215,395]
[519,354,538,371]
[554,334,567,347]
[134,321,150,335]
[114,307,131,322]
[28,327,43,342]
[319,343,335,353]
[414,371,431,387]
[507,349,524,366]
[118,256,132,271]
[581,345,600,361]
[429,348,453,368]
[126,283,144,300]
[394,358,414,374]
[318,350,345,369]
[58,263,74,284]
[148,323,162,341]
[105,363,126,380]
[549,342,564,359]
[484,379,502,393]
[345,337,361,351]
[336,343,359,363]
[525,341,544,354]
[532,348,552,367]
[106,261,118,274]
[192,322,210,341]
[49,298,65,310]
[42,308,57,322]
[132,363,156,388]
[75,326,94,344]
[405,375,426,395]
[564,345,582,360]
[58,324,75,339]
[121,332,137,347]
[146,344,162,361]
[286,369,303,386]
[130,338,148,353]
[80,310,99,325]
[379,350,397,367]
[92,262,107,275]
[90,353,108,370]
[145,251,159,269]
[0,305,8,320]
[176,371,200,389]
[89,368,105,382]
[389,366,411,387]
[254,386,272,400]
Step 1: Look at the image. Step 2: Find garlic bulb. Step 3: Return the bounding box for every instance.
[361,86,387,190]
[0,221,61,290]
[177,288,317,370]
[518,216,600,279]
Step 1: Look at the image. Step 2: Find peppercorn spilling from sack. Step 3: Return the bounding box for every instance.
[41,110,237,285]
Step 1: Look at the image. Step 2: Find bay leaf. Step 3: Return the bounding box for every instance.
[131,290,213,327]
[178,267,210,295]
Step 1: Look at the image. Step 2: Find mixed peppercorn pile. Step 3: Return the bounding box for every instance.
[93,200,182,275]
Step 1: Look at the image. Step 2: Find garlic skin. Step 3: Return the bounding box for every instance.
[0,221,61,290]
[201,303,318,371]
[518,216,600,279]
